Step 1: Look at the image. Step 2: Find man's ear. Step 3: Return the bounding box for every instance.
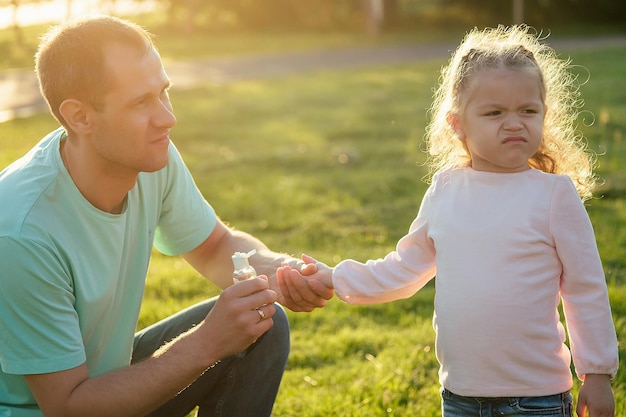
[446,112,464,141]
[59,99,95,134]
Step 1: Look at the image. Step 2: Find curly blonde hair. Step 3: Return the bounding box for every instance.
[424,25,597,201]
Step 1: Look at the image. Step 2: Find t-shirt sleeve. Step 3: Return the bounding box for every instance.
[153,143,217,256]
[0,236,86,375]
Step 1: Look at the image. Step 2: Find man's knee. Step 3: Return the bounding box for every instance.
[250,303,290,366]
[271,303,290,351]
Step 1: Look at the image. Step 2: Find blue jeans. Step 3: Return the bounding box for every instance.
[441,388,573,417]
[132,297,290,417]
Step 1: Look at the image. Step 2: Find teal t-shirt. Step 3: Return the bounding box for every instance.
[0,127,216,415]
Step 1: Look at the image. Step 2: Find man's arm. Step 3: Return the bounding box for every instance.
[24,278,276,417]
[182,219,333,311]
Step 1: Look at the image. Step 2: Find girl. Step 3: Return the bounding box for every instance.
[279,25,618,417]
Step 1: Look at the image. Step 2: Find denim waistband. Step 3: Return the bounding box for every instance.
[442,388,571,404]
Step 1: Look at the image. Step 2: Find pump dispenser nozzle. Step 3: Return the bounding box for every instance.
[232,249,257,283]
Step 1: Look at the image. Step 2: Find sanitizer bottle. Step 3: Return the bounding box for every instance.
[232,249,257,284]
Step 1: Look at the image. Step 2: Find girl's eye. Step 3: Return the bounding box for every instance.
[484,110,501,116]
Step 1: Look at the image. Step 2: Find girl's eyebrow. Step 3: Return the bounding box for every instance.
[475,99,543,107]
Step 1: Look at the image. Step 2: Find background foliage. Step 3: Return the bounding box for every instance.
[151,0,626,31]
[3,0,626,34]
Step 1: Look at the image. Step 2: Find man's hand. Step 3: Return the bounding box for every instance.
[201,276,278,357]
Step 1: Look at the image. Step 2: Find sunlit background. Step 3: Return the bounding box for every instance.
[0,0,158,29]
[2,0,626,35]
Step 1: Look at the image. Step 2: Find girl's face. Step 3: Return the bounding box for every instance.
[449,67,546,173]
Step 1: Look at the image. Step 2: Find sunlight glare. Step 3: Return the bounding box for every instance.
[0,0,158,29]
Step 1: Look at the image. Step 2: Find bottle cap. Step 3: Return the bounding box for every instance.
[232,249,256,270]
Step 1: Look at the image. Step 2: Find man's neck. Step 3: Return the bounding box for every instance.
[60,139,136,214]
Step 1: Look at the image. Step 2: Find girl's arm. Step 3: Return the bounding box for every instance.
[552,178,618,378]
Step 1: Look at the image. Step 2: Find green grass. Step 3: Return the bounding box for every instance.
[1,43,624,415]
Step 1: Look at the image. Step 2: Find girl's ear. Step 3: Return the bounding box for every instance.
[59,99,95,135]
[446,112,465,141]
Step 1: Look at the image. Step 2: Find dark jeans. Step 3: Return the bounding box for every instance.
[131,298,290,417]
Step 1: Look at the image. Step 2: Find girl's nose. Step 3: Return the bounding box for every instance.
[503,113,523,130]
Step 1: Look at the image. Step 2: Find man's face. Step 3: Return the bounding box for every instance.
[88,42,176,177]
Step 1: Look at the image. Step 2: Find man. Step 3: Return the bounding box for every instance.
[0,15,331,417]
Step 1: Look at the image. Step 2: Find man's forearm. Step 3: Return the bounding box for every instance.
[27,323,219,417]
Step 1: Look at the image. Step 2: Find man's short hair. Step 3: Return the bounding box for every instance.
[35,15,155,127]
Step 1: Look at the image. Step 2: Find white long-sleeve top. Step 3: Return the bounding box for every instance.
[333,168,618,397]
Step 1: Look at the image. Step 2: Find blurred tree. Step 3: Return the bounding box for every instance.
[164,0,202,34]
[513,0,523,24]
[383,0,399,26]
[11,0,22,44]
[0,0,24,44]
[524,0,626,26]
[154,0,626,34]
[445,0,626,26]
[65,0,72,18]
[363,0,384,37]
[158,0,386,33]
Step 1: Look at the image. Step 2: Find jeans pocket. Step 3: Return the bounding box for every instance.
[510,392,573,416]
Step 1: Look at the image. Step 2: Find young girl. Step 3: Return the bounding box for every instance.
[279,25,619,417]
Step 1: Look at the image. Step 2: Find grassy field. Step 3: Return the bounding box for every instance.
[1,27,624,416]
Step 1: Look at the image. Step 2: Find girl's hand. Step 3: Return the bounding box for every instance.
[576,374,614,417]
[300,253,334,287]
[273,254,334,312]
